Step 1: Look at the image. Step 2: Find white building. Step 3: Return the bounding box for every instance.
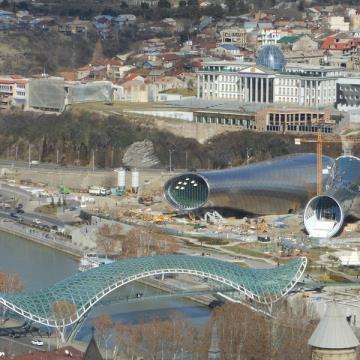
[258,29,289,46]
[197,60,344,107]
[274,64,344,107]
[328,16,350,31]
[336,77,360,111]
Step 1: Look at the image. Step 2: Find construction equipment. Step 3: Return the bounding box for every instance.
[58,185,70,195]
[295,130,360,194]
[203,210,225,224]
[152,213,176,224]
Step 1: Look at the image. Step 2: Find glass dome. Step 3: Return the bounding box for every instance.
[256,45,286,71]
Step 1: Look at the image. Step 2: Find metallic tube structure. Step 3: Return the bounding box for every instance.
[304,155,360,238]
[164,154,333,215]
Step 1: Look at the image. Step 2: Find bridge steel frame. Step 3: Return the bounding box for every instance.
[0,255,307,328]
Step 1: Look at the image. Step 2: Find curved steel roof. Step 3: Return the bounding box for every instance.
[164,153,334,214]
[0,255,307,327]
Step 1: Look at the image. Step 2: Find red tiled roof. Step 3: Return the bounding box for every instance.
[320,36,359,50]
[59,71,78,81]
[162,53,181,61]
[125,72,140,81]
[93,58,123,66]
[0,78,28,84]
[11,346,82,360]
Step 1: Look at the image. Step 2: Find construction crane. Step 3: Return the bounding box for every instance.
[295,130,360,195]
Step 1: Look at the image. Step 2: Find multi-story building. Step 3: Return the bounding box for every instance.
[220,28,247,47]
[0,76,28,109]
[258,29,289,46]
[197,61,344,107]
[328,16,350,32]
[192,106,335,134]
[321,36,359,56]
[274,64,344,106]
[197,61,276,103]
[336,77,360,111]
[255,107,335,133]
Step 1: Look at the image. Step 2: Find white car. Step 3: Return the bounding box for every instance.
[31,340,44,346]
[32,218,41,225]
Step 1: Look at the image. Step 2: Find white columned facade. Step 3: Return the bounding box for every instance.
[197,74,200,98]
[265,78,269,104]
[249,77,253,103]
[255,77,258,103]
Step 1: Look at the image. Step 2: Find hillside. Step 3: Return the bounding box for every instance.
[0,110,344,169]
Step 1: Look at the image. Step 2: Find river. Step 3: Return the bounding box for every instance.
[0,232,211,342]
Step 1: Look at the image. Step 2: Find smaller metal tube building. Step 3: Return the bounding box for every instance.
[304,155,360,238]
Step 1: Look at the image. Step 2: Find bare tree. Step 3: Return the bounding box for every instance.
[96,223,123,257]
[92,314,113,349]
[113,312,199,360]
[270,297,318,360]
[114,322,141,360]
[122,226,179,258]
[0,272,24,321]
[50,300,77,346]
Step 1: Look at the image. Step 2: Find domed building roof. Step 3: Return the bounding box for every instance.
[256,45,286,71]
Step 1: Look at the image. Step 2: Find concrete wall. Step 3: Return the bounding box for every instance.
[151,117,241,144]
[8,167,174,193]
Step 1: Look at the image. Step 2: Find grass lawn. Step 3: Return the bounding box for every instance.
[160,88,196,96]
[35,204,57,215]
[225,245,275,259]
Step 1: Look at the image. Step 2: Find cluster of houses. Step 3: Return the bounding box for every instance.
[1,4,360,118]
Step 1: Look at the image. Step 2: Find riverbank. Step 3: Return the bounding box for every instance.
[0,219,82,258]
[137,277,216,306]
[0,219,214,309]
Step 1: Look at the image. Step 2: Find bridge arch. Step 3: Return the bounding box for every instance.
[0,255,307,328]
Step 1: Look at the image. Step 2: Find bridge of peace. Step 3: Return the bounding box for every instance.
[0,255,306,334]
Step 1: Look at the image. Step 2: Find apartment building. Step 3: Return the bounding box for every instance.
[0,76,28,108]
[220,28,247,47]
[336,77,360,111]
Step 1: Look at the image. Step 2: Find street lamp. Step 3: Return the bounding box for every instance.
[169,149,174,172]
[246,147,252,165]
[28,143,31,168]
[92,149,96,172]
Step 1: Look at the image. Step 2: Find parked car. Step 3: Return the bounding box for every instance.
[31,340,44,346]
[10,212,19,219]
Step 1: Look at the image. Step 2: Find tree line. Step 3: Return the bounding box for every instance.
[90,298,322,360]
[96,224,179,257]
[0,110,344,170]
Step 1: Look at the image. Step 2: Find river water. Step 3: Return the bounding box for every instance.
[0,232,211,342]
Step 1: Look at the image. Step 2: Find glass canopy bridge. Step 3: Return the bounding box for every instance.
[0,255,307,329]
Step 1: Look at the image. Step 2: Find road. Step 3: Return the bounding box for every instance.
[0,159,176,174]
[0,327,54,356]
[0,184,65,228]
[0,209,65,228]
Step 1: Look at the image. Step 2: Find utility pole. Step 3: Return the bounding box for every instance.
[169,149,174,172]
[15,145,18,161]
[28,144,31,167]
[56,149,59,165]
[92,150,95,172]
[246,147,252,165]
[185,151,188,170]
